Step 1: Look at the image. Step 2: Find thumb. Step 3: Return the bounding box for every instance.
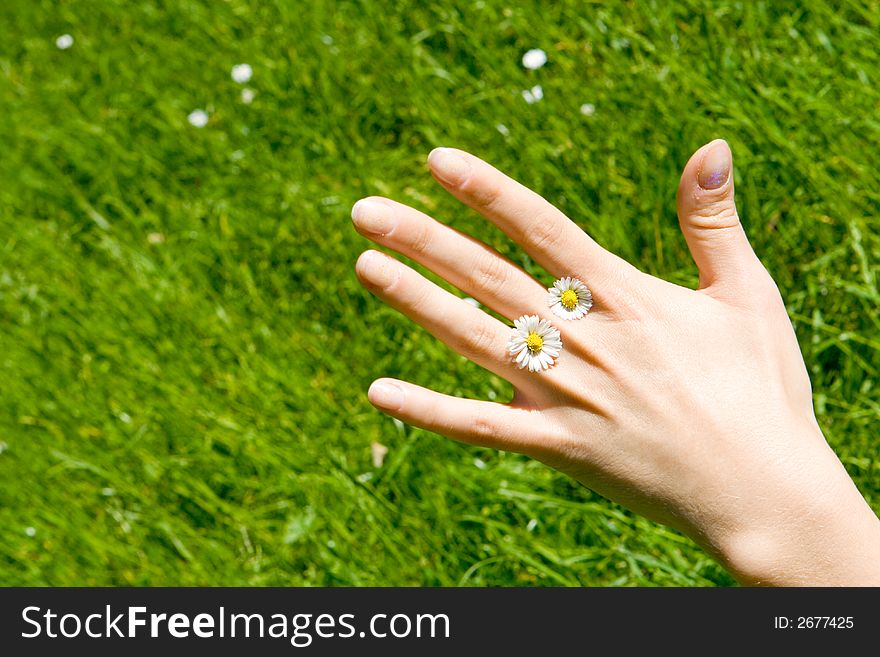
[676,139,763,296]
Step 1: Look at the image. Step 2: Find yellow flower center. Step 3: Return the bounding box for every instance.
[560,289,579,310]
[526,332,543,353]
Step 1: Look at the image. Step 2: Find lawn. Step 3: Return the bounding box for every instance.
[0,0,878,586]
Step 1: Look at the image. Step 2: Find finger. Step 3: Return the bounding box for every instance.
[367,377,543,453]
[356,250,520,381]
[351,196,548,318]
[426,147,637,297]
[676,139,766,296]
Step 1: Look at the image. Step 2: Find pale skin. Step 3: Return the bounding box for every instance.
[350,140,880,585]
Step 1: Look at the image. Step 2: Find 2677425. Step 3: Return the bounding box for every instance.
[773,616,854,629]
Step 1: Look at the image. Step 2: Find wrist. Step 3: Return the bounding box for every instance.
[713,442,880,586]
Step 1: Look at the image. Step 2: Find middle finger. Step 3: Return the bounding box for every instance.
[352,196,548,319]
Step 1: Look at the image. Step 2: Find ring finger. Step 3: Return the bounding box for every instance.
[355,249,533,384]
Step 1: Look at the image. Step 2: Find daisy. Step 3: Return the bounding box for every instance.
[371,441,388,468]
[522,48,548,70]
[522,84,543,104]
[508,315,562,372]
[548,277,593,320]
[187,109,209,128]
[231,63,253,84]
[55,34,74,50]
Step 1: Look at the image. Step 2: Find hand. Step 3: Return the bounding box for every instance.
[351,141,880,585]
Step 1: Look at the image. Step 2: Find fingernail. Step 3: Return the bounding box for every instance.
[356,250,399,288]
[352,198,396,236]
[698,140,731,190]
[368,380,405,410]
[428,148,470,186]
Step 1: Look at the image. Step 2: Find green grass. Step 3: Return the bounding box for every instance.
[0,0,878,586]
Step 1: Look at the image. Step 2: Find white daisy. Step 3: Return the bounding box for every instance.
[508,315,562,372]
[241,88,256,104]
[56,34,74,50]
[548,277,593,320]
[371,441,388,468]
[231,63,253,84]
[187,109,209,128]
[522,84,544,104]
[522,48,548,70]
[580,103,595,116]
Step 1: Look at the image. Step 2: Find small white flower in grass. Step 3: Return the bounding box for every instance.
[56,34,74,50]
[231,63,253,84]
[241,88,256,104]
[25,527,36,537]
[508,315,562,372]
[549,276,593,320]
[522,84,543,104]
[371,441,388,468]
[580,103,595,116]
[187,109,209,128]
[522,48,547,70]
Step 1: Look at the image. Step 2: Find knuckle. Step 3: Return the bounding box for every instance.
[422,401,444,431]
[409,220,433,256]
[471,251,510,295]
[469,413,499,443]
[465,178,503,210]
[388,269,426,305]
[461,318,499,357]
[406,279,434,308]
[688,201,740,230]
[526,211,565,252]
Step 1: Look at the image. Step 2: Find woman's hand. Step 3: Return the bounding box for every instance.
[351,141,880,585]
